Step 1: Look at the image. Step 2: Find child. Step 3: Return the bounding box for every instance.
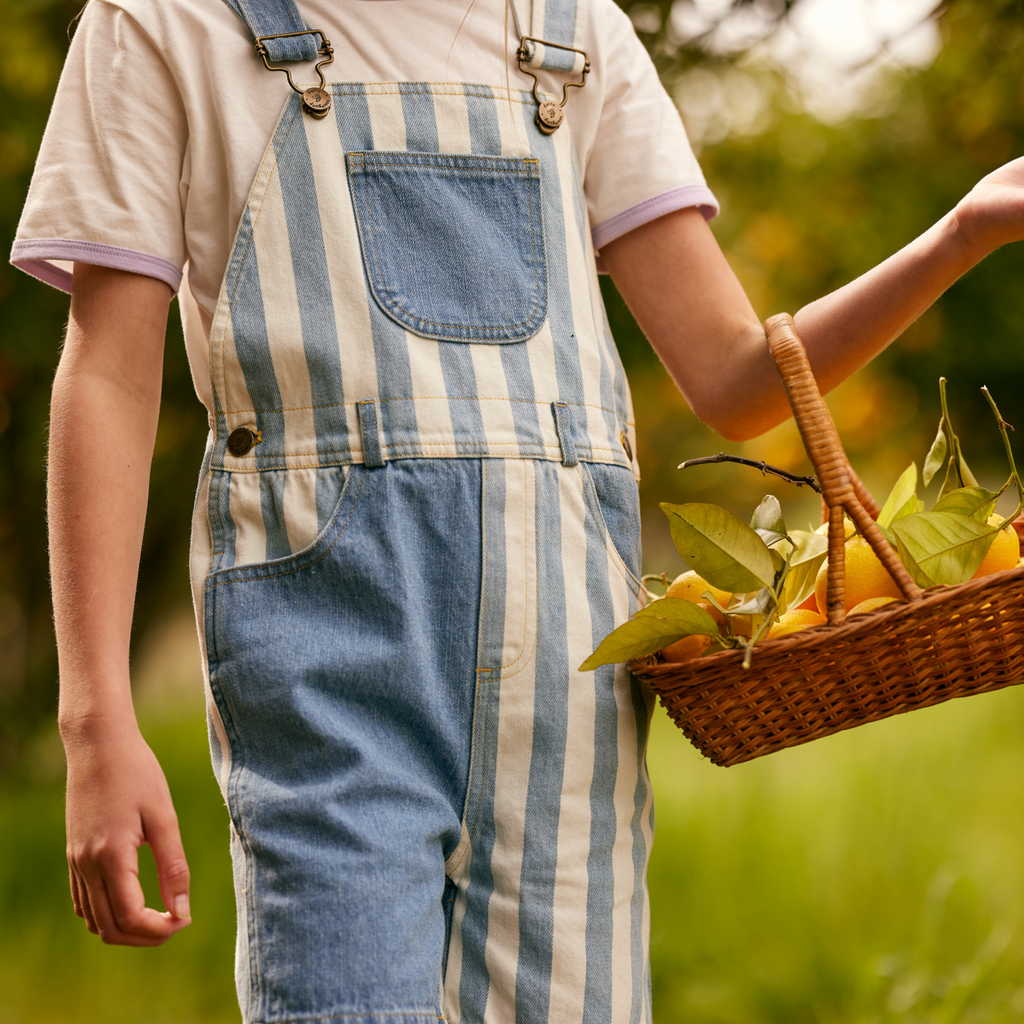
[12,0,1024,1021]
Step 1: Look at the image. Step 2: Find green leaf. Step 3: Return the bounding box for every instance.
[922,423,947,488]
[727,589,775,617]
[938,458,961,502]
[937,444,980,501]
[750,495,786,535]
[758,529,790,550]
[892,494,923,523]
[877,463,918,529]
[891,512,999,587]
[579,598,725,670]
[957,445,979,488]
[661,502,776,593]
[932,485,998,521]
[635,598,726,636]
[780,529,828,610]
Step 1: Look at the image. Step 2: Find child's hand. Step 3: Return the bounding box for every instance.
[63,720,191,946]
[954,155,1024,256]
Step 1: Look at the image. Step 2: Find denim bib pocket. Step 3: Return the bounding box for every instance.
[347,151,547,343]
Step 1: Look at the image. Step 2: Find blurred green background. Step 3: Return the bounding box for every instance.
[3,0,1024,1020]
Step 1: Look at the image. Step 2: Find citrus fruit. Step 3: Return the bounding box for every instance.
[815,536,903,616]
[848,595,899,616]
[666,571,731,625]
[814,517,856,539]
[767,608,826,639]
[660,633,713,663]
[973,515,1021,578]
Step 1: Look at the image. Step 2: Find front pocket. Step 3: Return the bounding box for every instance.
[346,151,547,343]
[206,464,363,585]
[579,461,645,598]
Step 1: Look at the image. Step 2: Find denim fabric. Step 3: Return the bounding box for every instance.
[200,4,653,1015]
[347,152,547,343]
[205,461,482,1023]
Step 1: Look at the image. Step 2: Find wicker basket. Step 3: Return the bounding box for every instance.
[632,313,1024,767]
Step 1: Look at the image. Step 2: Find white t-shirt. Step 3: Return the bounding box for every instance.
[12,0,717,408]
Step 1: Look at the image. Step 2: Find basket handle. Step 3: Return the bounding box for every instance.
[765,313,923,625]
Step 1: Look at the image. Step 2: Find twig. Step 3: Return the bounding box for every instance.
[678,453,821,493]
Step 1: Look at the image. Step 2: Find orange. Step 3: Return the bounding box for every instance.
[665,571,731,625]
[767,608,826,640]
[660,633,713,663]
[973,515,1021,578]
[814,517,856,539]
[815,536,903,616]
[848,595,899,616]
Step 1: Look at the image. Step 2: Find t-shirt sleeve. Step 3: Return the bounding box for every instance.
[10,0,188,293]
[582,0,718,261]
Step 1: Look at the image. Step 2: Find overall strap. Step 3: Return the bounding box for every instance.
[511,0,588,74]
[219,0,320,61]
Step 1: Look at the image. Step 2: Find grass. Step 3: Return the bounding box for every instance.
[3,626,1024,1022]
[647,685,1024,1022]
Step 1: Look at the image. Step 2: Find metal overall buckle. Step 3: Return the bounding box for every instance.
[254,29,335,119]
[516,37,590,135]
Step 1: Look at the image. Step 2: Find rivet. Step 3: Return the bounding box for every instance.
[227,426,261,457]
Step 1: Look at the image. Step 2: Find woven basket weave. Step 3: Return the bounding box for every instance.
[632,313,1024,767]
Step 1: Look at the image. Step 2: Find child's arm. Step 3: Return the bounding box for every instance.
[51,263,191,946]
[602,156,1024,442]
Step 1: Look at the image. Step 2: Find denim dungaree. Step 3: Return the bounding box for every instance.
[191,1,653,1020]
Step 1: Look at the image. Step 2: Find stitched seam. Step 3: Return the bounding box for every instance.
[211,447,634,473]
[213,101,303,416]
[215,443,623,457]
[578,463,644,599]
[352,156,544,334]
[248,1014,446,1023]
[207,471,366,586]
[216,396,632,418]
[327,83,533,104]
[478,464,537,676]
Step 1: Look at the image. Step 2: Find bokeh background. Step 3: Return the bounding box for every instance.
[3,0,1024,1020]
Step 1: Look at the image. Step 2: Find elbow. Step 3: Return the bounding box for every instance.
[686,392,789,444]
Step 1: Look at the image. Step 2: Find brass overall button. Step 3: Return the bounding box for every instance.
[536,100,564,134]
[227,426,262,457]
[302,86,332,118]
[620,431,633,463]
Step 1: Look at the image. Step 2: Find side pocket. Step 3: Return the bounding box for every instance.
[579,461,644,598]
[206,464,364,586]
[346,151,547,343]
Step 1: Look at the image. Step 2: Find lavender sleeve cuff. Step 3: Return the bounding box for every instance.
[9,239,183,294]
[591,185,720,272]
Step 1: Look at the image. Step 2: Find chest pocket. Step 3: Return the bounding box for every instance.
[346,151,547,343]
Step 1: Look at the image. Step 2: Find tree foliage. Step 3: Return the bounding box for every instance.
[2,0,1024,770]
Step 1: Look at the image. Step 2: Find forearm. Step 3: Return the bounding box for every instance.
[53,265,191,946]
[51,265,169,741]
[50,367,156,735]
[604,157,1024,442]
[792,211,977,397]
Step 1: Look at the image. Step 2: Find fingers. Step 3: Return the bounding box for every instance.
[147,810,192,924]
[69,843,190,946]
[62,729,191,946]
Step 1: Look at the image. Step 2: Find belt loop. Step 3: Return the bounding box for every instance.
[357,399,387,468]
[551,401,578,467]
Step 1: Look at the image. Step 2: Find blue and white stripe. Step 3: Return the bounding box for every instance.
[204,80,637,569]
[196,1,655,1018]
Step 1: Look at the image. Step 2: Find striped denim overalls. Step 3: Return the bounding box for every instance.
[191,1,654,1021]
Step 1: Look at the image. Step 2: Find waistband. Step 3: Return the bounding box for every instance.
[214,397,638,475]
